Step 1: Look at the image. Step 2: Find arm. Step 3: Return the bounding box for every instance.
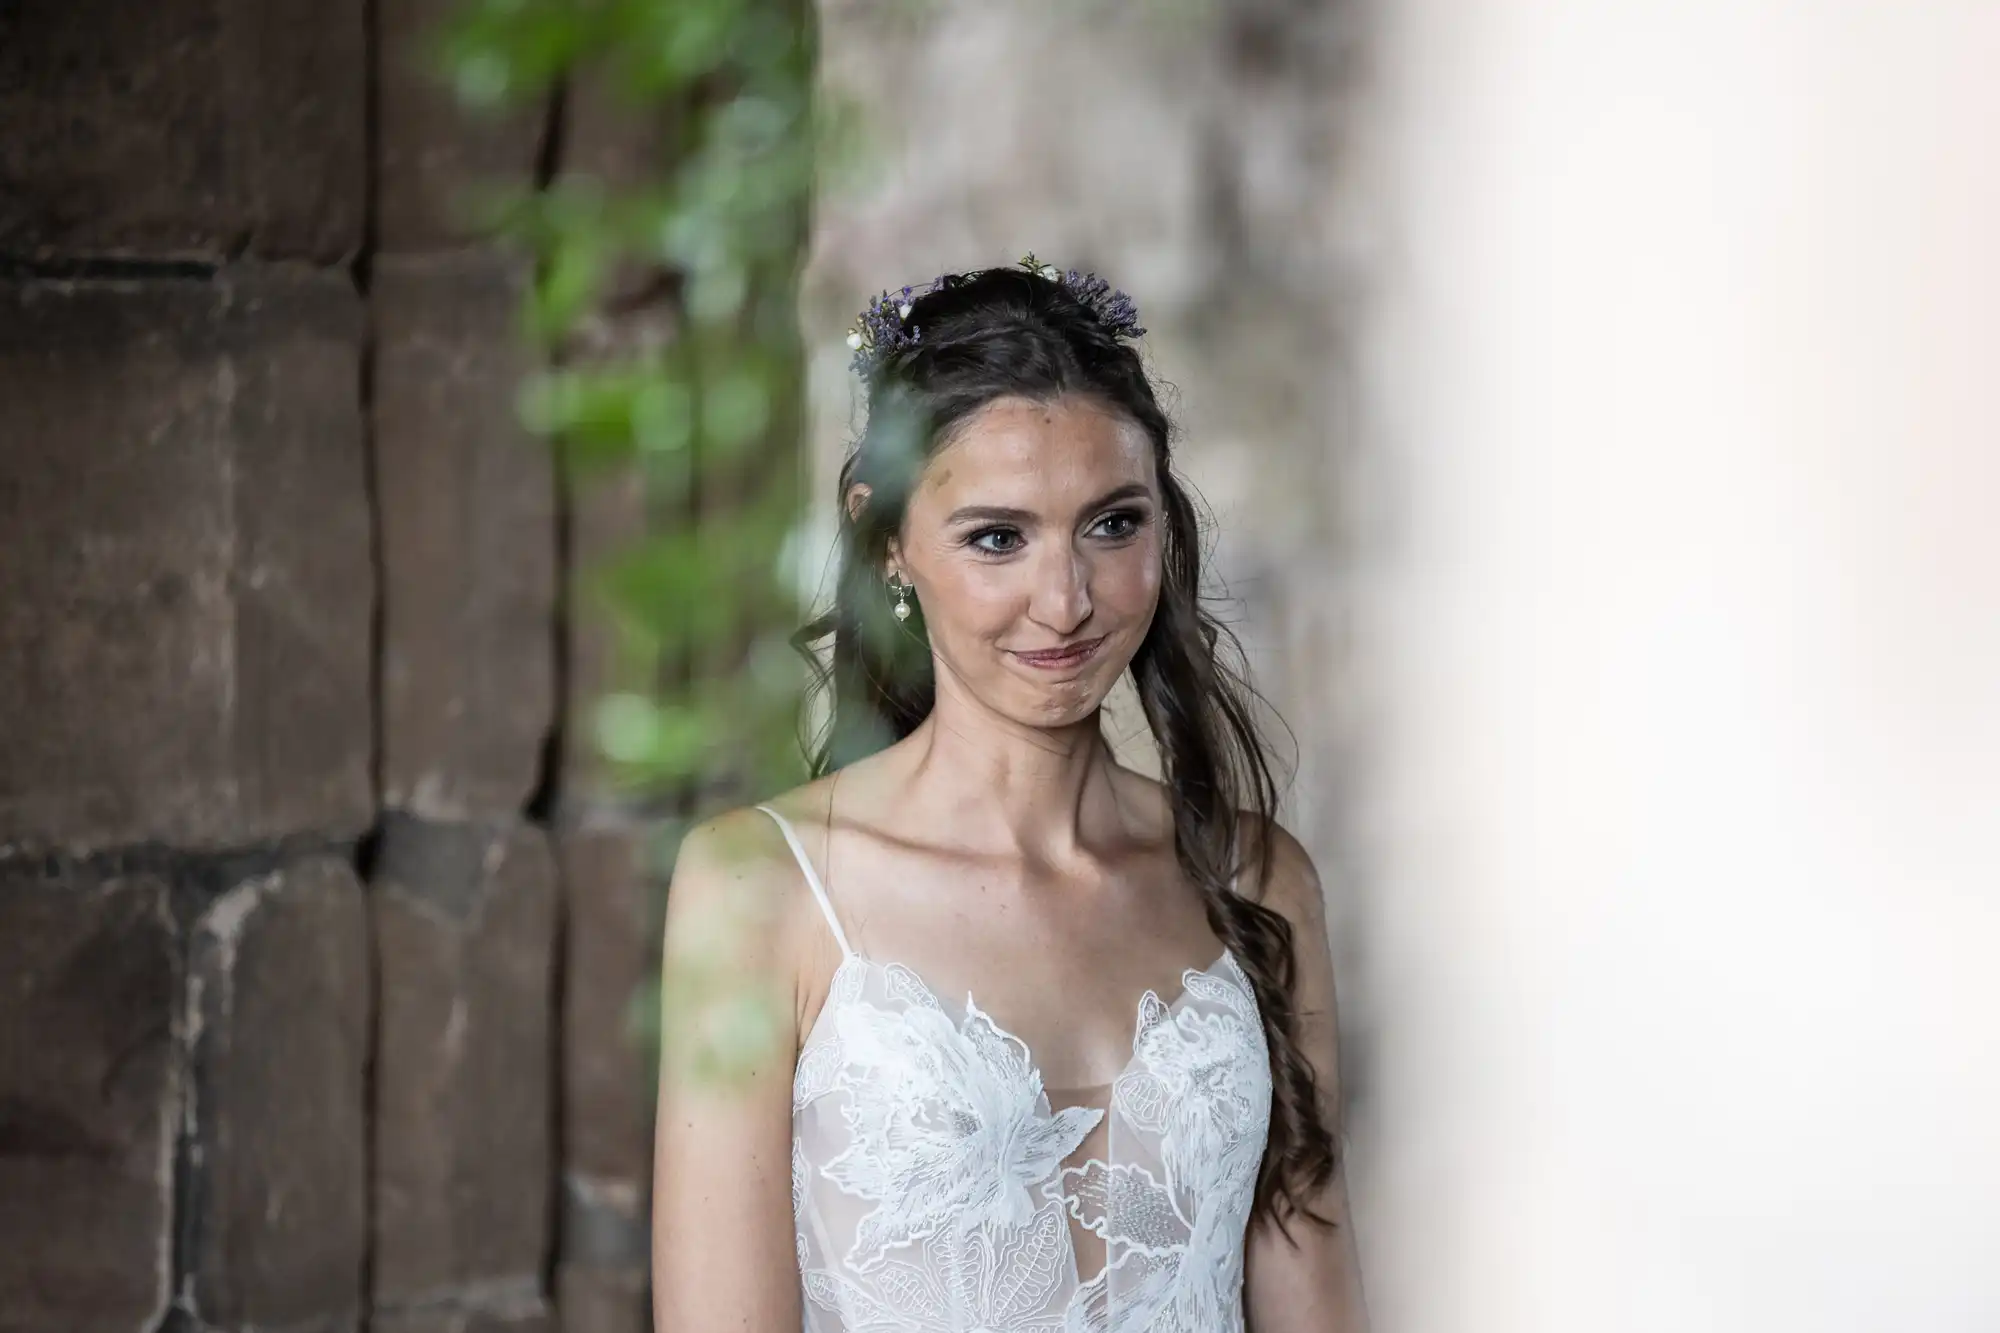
[650,809,806,1332]
[1243,818,1371,1333]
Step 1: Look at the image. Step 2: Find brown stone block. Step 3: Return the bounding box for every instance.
[371,815,556,1304]
[370,1280,550,1333]
[543,70,692,820]
[558,825,658,1186]
[374,251,558,821]
[551,68,685,372]
[0,0,364,260]
[560,1169,650,1273]
[376,0,550,251]
[558,463,658,817]
[0,268,373,853]
[559,70,677,195]
[0,866,178,1333]
[186,853,370,1330]
[555,1262,648,1333]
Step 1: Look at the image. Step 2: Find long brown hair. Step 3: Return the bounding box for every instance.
[790,264,1338,1233]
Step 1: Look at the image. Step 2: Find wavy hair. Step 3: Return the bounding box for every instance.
[790,263,1339,1234]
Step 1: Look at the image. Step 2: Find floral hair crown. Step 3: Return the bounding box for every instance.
[844,252,1147,379]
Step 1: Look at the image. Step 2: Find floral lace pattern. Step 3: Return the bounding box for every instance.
[792,949,1272,1332]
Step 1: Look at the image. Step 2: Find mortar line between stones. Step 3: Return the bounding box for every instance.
[530,72,574,1308]
[524,68,571,831]
[356,0,386,1323]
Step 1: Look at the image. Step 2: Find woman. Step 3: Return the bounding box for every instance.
[651,257,1367,1331]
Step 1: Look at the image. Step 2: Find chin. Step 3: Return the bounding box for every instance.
[1013,678,1115,728]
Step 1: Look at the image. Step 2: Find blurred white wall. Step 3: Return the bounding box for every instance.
[1356,4,2000,1330]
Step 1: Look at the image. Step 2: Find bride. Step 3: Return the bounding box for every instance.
[651,257,1368,1331]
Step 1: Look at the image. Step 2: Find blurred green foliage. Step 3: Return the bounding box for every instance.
[430,0,844,1086]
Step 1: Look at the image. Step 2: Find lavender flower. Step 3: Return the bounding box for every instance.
[845,255,1147,380]
[845,286,924,377]
[1054,265,1146,340]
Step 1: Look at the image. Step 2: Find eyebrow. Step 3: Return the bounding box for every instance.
[943,482,1155,527]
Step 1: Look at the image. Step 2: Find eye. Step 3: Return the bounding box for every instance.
[1091,507,1147,540]
[967,525,1024,555]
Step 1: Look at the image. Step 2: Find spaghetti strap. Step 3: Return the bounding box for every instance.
[752,803,854,958]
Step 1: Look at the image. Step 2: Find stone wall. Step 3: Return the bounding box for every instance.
[0,4,668,1330]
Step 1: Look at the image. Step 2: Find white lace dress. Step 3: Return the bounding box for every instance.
[755,804,1274,1333]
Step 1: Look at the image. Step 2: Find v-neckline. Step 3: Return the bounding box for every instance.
[797,946,1242,1099]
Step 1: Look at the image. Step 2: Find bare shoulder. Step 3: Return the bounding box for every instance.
[1235,808,1329,937]
[1108,767,1327,935]
[662,798,825,974]
[668,803,791,897]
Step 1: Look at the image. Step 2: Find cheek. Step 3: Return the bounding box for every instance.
[1098,543,1163,613]
[928,562,1020,631]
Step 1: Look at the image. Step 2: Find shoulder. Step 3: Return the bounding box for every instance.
[1233,808,1328,937]
[662,796,830,972]
[1110,766,1327,935]
[1234,810,1343,1051]
[668,803,794,896]
[670,773,838,880]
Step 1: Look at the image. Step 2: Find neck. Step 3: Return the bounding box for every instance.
[888,684,1131,868]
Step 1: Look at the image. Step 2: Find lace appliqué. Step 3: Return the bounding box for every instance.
[1062,954,1271,1333]
[824,971,1105,1266]
[793,951,1272,1333]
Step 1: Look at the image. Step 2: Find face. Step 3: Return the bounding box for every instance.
[863,394,1163,728]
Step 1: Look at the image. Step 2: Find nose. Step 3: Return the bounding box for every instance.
[1027,542,1093,635]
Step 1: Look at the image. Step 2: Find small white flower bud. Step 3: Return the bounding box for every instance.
[897,303,912,320]
[846,329,863,350]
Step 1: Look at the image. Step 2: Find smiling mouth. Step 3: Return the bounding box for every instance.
[1012,635,1108,670]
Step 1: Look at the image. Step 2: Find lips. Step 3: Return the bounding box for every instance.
[1013,635,1107,669]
